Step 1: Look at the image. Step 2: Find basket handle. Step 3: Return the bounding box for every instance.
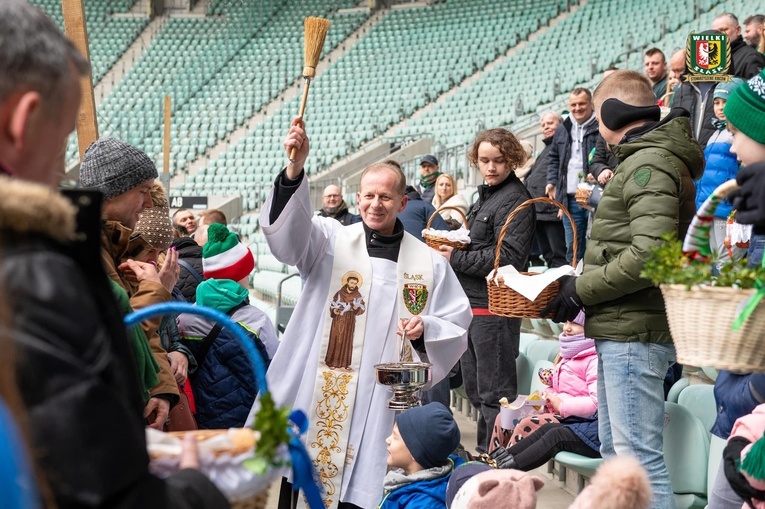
[427,206,468,229]
[125,302,268,394]
[683,179,740,260]
[492,197,577,277]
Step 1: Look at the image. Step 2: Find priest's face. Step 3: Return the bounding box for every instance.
[357,168,407,236]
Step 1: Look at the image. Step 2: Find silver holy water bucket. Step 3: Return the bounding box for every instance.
[374,361,432,410]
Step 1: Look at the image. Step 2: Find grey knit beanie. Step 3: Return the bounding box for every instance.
[79,137,158,200]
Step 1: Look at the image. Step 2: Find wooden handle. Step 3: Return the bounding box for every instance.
[289,78,312,162]
[491,198,577,277]
[427,206,468,229]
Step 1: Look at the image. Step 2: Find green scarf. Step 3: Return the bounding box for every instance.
[109,280,160,403]
[419,171,441,189]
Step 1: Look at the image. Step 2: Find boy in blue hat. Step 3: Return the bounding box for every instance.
[379,403,463,508]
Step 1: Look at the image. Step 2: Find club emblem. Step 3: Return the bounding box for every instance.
[685,31,731,82]
[403,283,428,315]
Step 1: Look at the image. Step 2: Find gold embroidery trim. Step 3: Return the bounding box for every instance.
[310,371,353,507]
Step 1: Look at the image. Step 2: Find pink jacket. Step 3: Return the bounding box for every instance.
[549,346,598,419]
[730,404,765,509]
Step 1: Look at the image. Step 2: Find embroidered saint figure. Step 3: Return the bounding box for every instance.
[325,271,366,370]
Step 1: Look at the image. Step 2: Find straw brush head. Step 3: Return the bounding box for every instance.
[303,16,330,78]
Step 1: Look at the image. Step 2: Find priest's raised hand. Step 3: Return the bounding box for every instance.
[284,115,309,179]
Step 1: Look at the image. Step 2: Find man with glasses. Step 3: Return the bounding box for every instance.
[318,183,359,225]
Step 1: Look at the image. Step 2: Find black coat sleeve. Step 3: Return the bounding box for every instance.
[589,136,618,179]
[547,126,564,187]
[451,188,535,278]
[269,168,304,224]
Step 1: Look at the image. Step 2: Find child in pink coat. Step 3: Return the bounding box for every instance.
[487,310,600,471]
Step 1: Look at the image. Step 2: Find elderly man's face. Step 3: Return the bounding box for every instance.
[713,17,741,41]
[103,179,155,230]
[13,64,81,187]
[357,168,407,236]
[540,114,560,139]
[323,185,342,209]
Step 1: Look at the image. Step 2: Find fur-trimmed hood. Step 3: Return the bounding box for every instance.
[0,176,77,243]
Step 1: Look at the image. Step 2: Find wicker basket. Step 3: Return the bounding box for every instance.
[423,206,469,250]
[661,284,765,371]
[165,429,271,509]
[659,179,765,372]
[127,303,306,508]
[487,197,576,318]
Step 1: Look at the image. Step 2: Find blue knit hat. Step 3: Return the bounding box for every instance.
[395,402,460,469]
[713,77,745,101]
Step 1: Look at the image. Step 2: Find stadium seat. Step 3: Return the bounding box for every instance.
[519,333,541,356]
[516,352,534,396]
[665,402,709,509]
[667,377,690,403]
[526,340,560,365]
[677,384,716,434]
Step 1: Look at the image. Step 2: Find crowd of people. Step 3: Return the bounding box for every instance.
[3,1,765,509]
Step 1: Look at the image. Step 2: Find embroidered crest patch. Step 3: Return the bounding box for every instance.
[684,31,732,83]
[634,167,651,187]
[403,283,428,315]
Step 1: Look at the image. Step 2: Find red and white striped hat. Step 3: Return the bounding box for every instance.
[202,223,254,281]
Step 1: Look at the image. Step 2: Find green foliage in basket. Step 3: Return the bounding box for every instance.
[243,393,291,475]
[641,233,765,289]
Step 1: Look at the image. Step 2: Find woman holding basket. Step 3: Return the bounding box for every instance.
[431,174,469,230]
[437,128,535,453]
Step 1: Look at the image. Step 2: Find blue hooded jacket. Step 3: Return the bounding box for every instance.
[379,456,464,509]
[696,127,739,219]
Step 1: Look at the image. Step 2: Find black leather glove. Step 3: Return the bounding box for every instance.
[541,275,582,323]
[729,162,765,227]
[488,446,517,469]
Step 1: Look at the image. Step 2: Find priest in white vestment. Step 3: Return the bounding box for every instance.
[247,117,472,509]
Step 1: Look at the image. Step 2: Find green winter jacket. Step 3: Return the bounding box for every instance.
[576,112,704,343]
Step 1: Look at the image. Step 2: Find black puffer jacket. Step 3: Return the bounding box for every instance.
[0,177,229,509]
[525,136,561,222]
[731,36,765,79]
[172,236,204,302]
[450,173,535,307]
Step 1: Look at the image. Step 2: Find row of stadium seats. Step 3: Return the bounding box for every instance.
[29,0,148,84]
[94,0,367,173]
[180,0,567,197]
[394,0,718,146]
